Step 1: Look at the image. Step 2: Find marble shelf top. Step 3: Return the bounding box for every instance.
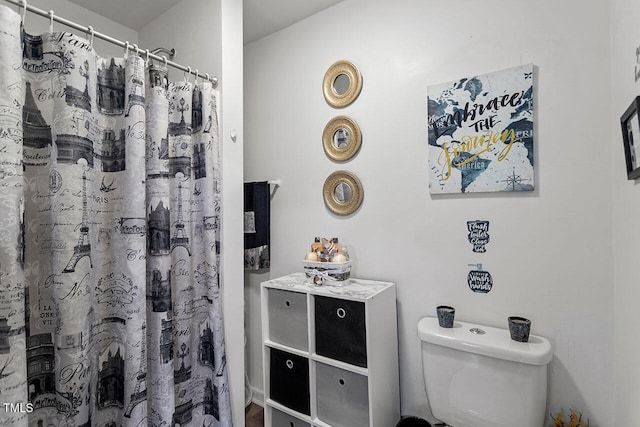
[262,272,394,301]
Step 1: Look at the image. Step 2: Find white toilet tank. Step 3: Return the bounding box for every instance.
[418,317,552,427]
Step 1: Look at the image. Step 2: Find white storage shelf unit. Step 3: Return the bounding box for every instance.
[261,273,400,427]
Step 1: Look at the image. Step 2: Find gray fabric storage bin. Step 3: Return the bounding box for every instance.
[268,288,308,350]
[271,407,311,427]
[315,361,369,427]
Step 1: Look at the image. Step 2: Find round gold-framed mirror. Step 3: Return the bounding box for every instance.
[323,170,364,216]
[322,115,362,162]
[322,60,363,108]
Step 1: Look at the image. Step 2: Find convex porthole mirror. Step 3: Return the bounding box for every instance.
[323,170,364,216]
[323,60,363,108]
[323,115,362,162]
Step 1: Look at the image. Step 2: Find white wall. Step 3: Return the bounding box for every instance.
[138,0,221,84]
[611,0,640,425]
[244,0,614,425]
[140,0,245,425]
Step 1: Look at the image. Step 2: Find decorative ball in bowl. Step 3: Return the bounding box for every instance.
[302,260,351,286]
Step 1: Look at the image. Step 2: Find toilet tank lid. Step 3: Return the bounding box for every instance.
[418,317,553,366]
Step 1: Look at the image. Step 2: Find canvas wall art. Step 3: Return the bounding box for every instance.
[427,64,534,194]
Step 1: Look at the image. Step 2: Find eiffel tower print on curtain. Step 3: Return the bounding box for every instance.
[125,62,145,117]
[63,171,92,273]
[22,81,52,150]
[124,323,147,418]
[170,181,191,256]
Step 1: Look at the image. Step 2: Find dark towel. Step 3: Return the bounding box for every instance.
[244,181,270,270]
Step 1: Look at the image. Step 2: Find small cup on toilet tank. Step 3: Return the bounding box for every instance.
[436,305,455,328]
[508,316,531,342]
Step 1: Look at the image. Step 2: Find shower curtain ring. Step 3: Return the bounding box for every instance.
[124,41,130,59]
[205,73,210,83]
[48,10,54,32]
[194,69,199,86]
[133,44,139,57]
[145,49,150,63]
[87,26,94,48]
[162,55,168,69]
[20,0,27,24]
[186,66,192,82]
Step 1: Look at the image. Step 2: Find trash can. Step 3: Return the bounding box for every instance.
[395,416,431,427]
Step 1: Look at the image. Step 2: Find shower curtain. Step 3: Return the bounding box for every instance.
[0,6,232,426]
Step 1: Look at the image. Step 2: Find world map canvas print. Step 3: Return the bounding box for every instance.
[427,64,534,194]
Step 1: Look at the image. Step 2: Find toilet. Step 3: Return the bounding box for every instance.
[417,316,552,427]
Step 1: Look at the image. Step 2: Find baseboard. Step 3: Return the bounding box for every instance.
[250,386,264,407]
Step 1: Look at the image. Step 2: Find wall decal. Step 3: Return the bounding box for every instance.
[467,263,493,293]
[427,64,534,194]
[467,220,490,253]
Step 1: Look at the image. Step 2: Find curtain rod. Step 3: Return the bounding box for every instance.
[2,0,218,87]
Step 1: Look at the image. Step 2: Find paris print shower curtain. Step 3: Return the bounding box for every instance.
[0,6,232,426]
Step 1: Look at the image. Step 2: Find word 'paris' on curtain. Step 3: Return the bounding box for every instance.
[0,5,231,426]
